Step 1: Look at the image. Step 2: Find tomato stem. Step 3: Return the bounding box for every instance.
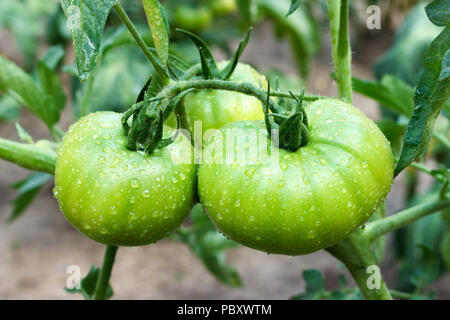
[93,245,119,300]
[113,1,169,80]
[327,0,352,103]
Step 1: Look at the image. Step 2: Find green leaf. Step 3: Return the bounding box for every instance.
[425,0,450,27]
[0,55,62,128]
[36,63,66,112]
[177,29,220,79]
[376,119,406,156]
[352,75,415,117]
[15,122,33,144]
[61,0,117,81]
[291,269,326,300]
[0,95,20,121]
[395,27,450,176]
[8,172,52,222]
[39,45,66,70]
[65,265,113,300]
[374,3,442,86]
[142,0,170,67]
[172,204,242,287]
[286,0,301,17]
[256,0,320,78]
[220,29,252,80]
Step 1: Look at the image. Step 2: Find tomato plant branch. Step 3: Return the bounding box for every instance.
[0,138,56,174]
[363,194,450,242]
[327,0,352,102]
[326,233,392,300]
[93,245,119,300]
[113,1,169,80]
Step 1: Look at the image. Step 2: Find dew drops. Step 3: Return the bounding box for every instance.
[234,199,241,207]
[142,190,150,198]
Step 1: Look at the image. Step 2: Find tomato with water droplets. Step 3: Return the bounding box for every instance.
[198,99,394,255]
[54,112,196,246]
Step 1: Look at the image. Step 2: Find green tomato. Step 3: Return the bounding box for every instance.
[173,5,213,31]
[210,0,237,15]
[198,99,394,255]
[54,112,196,246]
[167,62,267,139]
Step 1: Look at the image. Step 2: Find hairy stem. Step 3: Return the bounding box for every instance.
[114,1,169,80]
[326,234,392,300]
[327,0,352,102]
[0,138,56,174]
[93,245,119,300]
[363,194,450,242]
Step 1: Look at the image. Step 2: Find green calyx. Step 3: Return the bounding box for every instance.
[263,88,309,152]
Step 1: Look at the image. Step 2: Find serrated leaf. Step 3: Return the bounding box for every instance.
[142,0,169,67]
[395,27,450,176]
[8,172,52,222]
[65,265,113,300]
[425,0,450,27]
[0,55,62,128]
[172,204,242,287]
[61,0,117,81]
[15,122,33,144]
[352,75,415,117]
[286,0,301,17]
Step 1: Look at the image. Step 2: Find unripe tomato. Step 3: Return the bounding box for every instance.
[167,62,267,139]
[54,112,196,246]
[173,5,213,32]
[198,99,394,255]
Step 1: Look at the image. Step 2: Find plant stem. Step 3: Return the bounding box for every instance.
[0,138,56,174]
[93,245,119,300]
[326,233,392,300]
[113,1,169,80]
[327,0,352,102]
[363,194,450,242]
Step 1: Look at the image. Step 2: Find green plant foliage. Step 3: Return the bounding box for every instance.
[172,204,242,287]
[65,265,114,300]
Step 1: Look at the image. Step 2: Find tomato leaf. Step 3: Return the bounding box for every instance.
[256,0,320,78]
[394,26,450,177]
[0,55,62,129]
[425,0,450,27]
[8,172,52,222]
[0,96,20,121]
[291,269,326,300]
[441,227,450,271]
[65,265,114,300]
[172,204,242,287]
[36,63,66,113]
[352,75,415,117]
[60,0,117,81]
[286,0,302,17]
[142,0,170,67]
[221,29,252,80]
[177,29,220,79]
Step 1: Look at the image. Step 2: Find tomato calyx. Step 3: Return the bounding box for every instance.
[263,87,309,152]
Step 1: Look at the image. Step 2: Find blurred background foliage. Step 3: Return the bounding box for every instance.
[0,0,448,298]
